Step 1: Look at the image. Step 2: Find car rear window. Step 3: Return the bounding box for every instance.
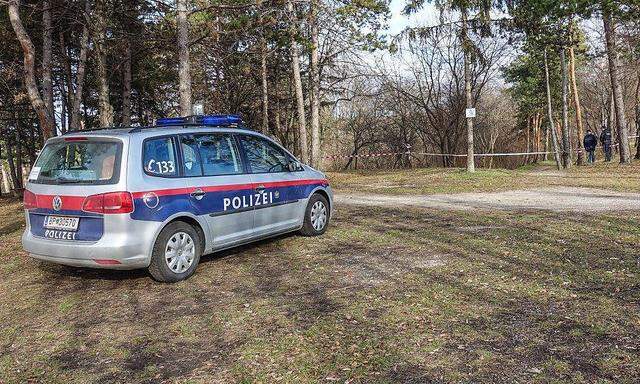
[30,139,122,185]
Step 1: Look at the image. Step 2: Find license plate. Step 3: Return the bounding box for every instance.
[44,216,79,231]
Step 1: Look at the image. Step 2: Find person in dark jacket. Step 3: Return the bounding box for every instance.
[584,129,598,164]
[600,126,612,161]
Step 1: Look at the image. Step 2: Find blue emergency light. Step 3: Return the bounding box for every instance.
[156,114,243,127]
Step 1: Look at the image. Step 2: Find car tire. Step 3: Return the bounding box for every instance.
[148,221,202,283]
[299,193,330,237]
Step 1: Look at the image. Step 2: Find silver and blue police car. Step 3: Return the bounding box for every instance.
[22,115,332,282]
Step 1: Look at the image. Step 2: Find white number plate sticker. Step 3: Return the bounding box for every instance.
[44,216,79,231]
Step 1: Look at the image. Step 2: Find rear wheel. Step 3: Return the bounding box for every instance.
[299,193,330,236]
[148,221,202,282]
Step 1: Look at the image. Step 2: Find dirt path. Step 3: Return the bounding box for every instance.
[335,186,640,212]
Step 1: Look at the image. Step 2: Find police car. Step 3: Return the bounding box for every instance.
[22,115,332,282]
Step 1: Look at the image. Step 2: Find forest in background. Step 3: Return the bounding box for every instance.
[1,0,640,195]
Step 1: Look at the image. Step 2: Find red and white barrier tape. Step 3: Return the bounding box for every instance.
[323,152,400,160]
[325,135,640,160]
[323,150,554,160]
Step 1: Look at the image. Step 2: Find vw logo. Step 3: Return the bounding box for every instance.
[52,196,62,211]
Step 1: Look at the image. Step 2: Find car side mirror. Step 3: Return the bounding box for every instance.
[288,161,302,172]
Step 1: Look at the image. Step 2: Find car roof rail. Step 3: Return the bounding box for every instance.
[62,126,127,135]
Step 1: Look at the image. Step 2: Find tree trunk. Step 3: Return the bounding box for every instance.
[635,104,640,159]
[532,113,538,162]
[177,0,192,115]
[534,112,541,162]
[8,0,55,139]
[560,48,571,168]
[599,95,607,129]
[274,95,282,137]
[635,73,640,159]
[543,125,549,161]
[603,7,631,164]
[60,32,74,109]
[6,140,20,196]
[544,49,562,170]
[569,45,585,165]
[461,8,475,173]
[60,86,67,133]
[15,126,24,191]
[309,0,321,168]
[1,156,11,196]
[0,144,3,196]
[258,0,269,134]
[607,92,616,155]
[95,0,113,127]
[524,115,531,165]
[122,39,132,126]
[42,0,55,134]
[260,47,269,133]
[67,2,90,131]
[287,0,309,163]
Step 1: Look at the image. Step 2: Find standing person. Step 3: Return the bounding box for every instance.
[600,126,613,162]
[584,129,598,164]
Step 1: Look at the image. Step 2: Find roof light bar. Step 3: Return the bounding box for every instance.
[156,114,242,127]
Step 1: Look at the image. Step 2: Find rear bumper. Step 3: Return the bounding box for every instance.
[22,216,162,270]
[27,251,146,270]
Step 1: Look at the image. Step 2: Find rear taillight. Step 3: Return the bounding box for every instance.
[23,190,37,210]
[82,192,133,214]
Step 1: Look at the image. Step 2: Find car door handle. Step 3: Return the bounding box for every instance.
[190,188,206,200]
[255,185,266,193]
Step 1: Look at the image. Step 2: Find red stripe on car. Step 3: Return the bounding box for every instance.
[27,179,329,208]
[131,179,328,199]
[34,194,86,211]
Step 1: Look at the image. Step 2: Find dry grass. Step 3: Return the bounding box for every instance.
[329,160,640,195]
[0,164,639,383]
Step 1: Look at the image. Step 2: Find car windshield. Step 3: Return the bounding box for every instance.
[31,139,122,185]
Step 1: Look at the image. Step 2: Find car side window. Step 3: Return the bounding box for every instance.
[180,135,203,177]
[240,135,290,173]
[196,134,242,176]
[143,137,177,176]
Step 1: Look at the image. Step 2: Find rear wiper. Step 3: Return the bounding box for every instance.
[55,178,85,184]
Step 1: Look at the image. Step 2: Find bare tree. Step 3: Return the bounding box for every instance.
[257,0,268,134]
[42,0,54,132]
[122,38,132,126]
[544,49,562,170]
[95,0,113,127]
[602,7,631,164]
[287,0,308,162]
[636,72,640,159]
[309,0,321,168]
[177,0,192,115]
[8,0,55,139]
[569,43,585,165]
[560,48,571,168]
[58,1,91,131]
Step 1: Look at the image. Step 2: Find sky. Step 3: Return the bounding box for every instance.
[386,0,439,36]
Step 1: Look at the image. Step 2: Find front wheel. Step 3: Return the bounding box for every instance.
[148,221,202,283]
[299,193,330,236]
